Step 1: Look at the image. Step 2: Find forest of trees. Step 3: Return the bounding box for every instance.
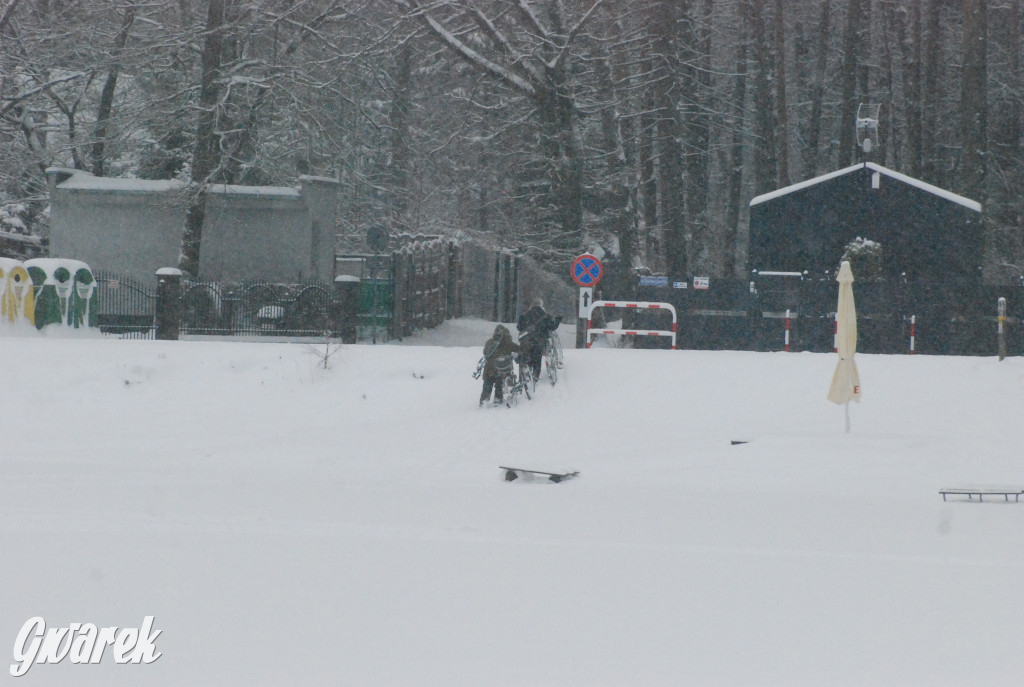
[0,0,1021,284]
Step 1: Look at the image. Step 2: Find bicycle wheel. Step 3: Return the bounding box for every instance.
[521,363,535,397]
[545,339,558,386]
[502,374,518,407]
[551,331,564,368]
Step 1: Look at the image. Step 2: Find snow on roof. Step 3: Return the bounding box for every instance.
[749,162,982,213]
[55,170,184,193]
[209,183,300,198]
[298,175,340,185]
[48,169,302,198]
[863,162,982,212]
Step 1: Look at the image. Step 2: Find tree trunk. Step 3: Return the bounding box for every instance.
[681,0,713,271]
[804,0,830,177]
[179,0,232,277]
[388,41,413,232]
[647,0,688,281]
[857,0,872,105]
[896,0,923,177]
[960,0,986,202]
[91,4,136,176]
[745,0,776,194]
[638,72,659,269]
[596,52,636,276]
[838,0,864,166]
[536,83,584,255]
[921,0,941,183]
[724,8,748,279]
[772,0,789,185]
[879,0,900,169]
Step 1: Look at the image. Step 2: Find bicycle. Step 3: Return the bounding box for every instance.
[495,353,532,407]
[520,356,536,396]
[543,330,563,386]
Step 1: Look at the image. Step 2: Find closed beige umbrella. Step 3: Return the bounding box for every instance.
[827,261,861,432]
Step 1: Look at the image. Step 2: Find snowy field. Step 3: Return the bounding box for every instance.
[2,319,1023,686]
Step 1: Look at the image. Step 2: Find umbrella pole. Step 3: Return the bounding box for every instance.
[845,402,850,433]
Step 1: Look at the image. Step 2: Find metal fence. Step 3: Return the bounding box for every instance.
[179,281,333,337]
[459,243,575,323]
[95,272,335,339]
[94,238,576,342]
[95,271,157,339]
[634,274,1024,356]
[96,240,460,341]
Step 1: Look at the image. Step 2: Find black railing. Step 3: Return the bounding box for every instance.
[95,272,157,339]
[96,274,383,340]
[634,275,1023,356]
[179,281,333,337]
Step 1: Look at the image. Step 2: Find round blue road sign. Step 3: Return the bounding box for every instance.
[571,254,603,286]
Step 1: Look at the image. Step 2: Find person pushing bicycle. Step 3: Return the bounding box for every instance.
[478,324,520,407]
[517,297,562,381]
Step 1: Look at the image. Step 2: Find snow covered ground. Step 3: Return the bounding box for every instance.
[2,319,1023,686]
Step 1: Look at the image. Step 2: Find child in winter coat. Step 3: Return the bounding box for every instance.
[479,324,520,406]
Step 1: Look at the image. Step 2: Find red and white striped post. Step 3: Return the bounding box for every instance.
[909,314,916,354]
[784,309,791,352]
[585,301,677,349]
[998,298,1007,361]
[832,313,838,353]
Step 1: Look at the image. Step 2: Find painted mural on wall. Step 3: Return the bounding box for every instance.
[0,257,98,330]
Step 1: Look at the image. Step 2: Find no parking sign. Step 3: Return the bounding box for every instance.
[571,253,603,287]
[572,254,602,320]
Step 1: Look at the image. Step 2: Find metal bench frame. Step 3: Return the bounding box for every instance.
[939,489,1024,502]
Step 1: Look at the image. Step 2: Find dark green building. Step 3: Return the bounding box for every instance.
[748,162,982,281]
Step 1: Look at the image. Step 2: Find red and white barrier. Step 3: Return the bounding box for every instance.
[586,301,677,349]
[909,314,916,354]
[785,309,792,352]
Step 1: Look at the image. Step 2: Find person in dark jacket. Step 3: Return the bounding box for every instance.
[517,298,562,381]
[480,324,520,406]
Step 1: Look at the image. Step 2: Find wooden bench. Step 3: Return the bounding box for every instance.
[939,488,1024,503]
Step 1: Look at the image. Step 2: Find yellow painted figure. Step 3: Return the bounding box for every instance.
[0,260,35,325]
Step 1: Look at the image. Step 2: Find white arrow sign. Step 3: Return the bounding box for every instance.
[579,287,593,318]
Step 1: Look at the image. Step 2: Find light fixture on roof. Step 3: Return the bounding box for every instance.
[856,103,881,155]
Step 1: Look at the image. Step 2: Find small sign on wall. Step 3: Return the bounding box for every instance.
[578,287,593,318]
[693,277,710,290]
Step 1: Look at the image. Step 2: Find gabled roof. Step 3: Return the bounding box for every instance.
[749,162,982,213]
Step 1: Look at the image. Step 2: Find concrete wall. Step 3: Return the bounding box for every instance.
[47,169,185,279]
[47,168,339,283]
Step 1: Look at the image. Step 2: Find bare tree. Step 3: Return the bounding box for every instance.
[645,0,687,281]
[723,2,748,278]
[920,0,941,183]
[772,0,789,185]
[177,0,232,277]
[803,0,830,177]
[959,0,986,202]
[838,0,864,165]
[898,0,923,178]
[177,0,350,276]
[1,0,1022,285]
[744,0,776,194]
[90,2,137,176]
[384,0,616,261]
